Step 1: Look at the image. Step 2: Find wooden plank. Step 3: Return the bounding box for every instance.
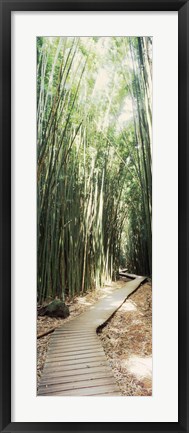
[48,343,99,352]
[40,371,114,389]
[41,369,112,382]
[54,329,94,333]
[48,343,99,350]
[43,360,109,373]
[54,330,91,333]
[38,383,120,396]
[41,368,109,379]
[43,355,107,368]
[40,371,113,386]
[51,335,98,344]
[46,347,106,362]
[53,330,89,335]
[48,343,103,352]
[119,271,144,279]
[48,343,102,352]
[119,272,134,278]
[46,349,106,364]
[53,333,95,338]
[49,337,99,346]
[47,348,103,359]
[49,337,99,345]
[38,377,117,393]
[55,325,96,331]
[41,365,112,381]
[93,392,120,396]
[45,351,105,363]
[41,365,111,379]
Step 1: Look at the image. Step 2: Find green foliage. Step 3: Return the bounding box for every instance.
[37,36,152,303]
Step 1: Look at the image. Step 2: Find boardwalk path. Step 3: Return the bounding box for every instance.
[38,276,146,396]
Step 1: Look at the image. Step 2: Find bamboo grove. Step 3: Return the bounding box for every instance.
[37,37,152,303]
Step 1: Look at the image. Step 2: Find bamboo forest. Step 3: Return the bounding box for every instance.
[37,36,152,397]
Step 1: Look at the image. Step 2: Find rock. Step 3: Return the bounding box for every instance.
[38,300,70,318]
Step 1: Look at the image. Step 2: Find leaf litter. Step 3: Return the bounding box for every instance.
[98,281,152,396]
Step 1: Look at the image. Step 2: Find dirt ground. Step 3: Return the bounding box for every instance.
[98,281,152,396]
[37,280,152,395]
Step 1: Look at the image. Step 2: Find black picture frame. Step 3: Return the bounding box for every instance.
[0,1,188,432]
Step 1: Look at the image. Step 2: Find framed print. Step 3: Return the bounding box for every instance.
[0,0,188,432]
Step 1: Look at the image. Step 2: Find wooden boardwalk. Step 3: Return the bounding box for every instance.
[38,275,146,396]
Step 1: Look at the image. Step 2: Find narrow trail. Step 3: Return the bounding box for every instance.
[38,275,146,396]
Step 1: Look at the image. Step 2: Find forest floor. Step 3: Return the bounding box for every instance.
[37,280,152,395]
[98,281,152,396]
